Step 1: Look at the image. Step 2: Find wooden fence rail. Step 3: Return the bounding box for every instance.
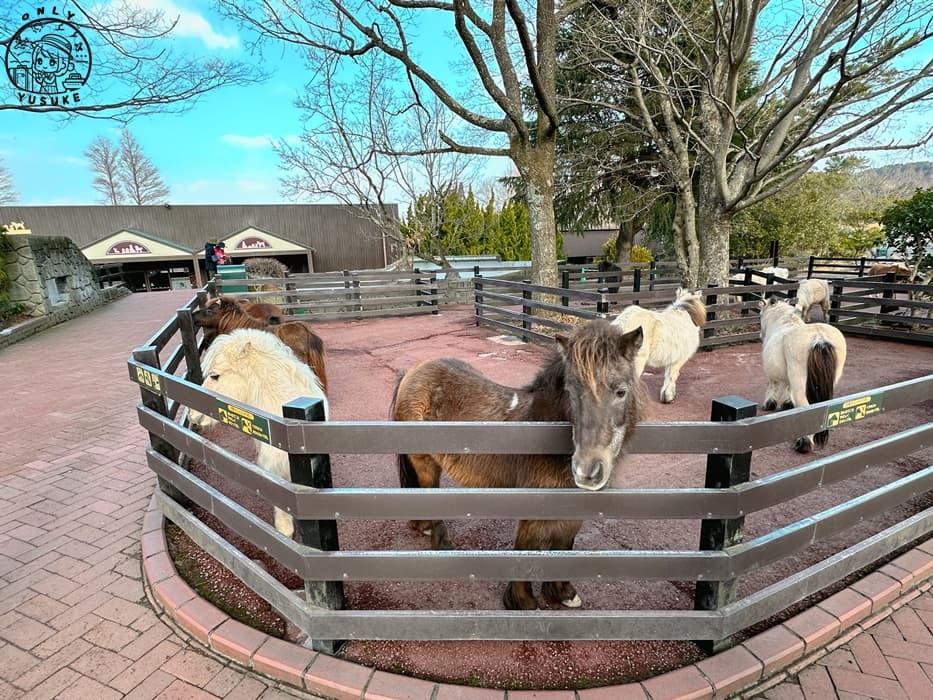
[129,313,933,650]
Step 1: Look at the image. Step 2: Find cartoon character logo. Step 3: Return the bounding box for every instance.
[5,15,92,105]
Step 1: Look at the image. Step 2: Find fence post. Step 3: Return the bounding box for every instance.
[132,346,190,507]
[285,281,297,313]
[175,308,203,385]
[633,268,642,301]
[702,285,717,347]
[474,272,484,327]
[430,272,439,314]
[858,258,867,277]
[282,397,345,654]
[807,256,815,279]
[352,278,362,315]
[597,294,609,317]
[694,395,757,653]
[740,270,753,316]
[829,280,843,324]
[522,288,533,340]
[648,261,657,291]
[880,272,898,315]
[770,239,779,267]
[561,270,570,307]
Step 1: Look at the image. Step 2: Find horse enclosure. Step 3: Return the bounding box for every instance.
[130,263,933,657]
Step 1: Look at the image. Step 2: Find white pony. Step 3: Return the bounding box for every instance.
[795,278,830,322]
[611,288,707,403]
[758,298,847,453]
[188,328,328,538]
[730,266,792,285]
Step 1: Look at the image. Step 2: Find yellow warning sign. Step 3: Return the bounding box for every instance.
[216,401,271,443]
[135,366,162,392]
[823,393,884,428]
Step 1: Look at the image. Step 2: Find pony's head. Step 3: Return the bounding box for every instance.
[192,296,242,331]
[673,288,708,327]
[188,328,327,431]
[556,320,645,491]
[758,297,800,338]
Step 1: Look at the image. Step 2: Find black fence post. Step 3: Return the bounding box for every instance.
[807,256,816,279]
[858,258,867,277]
[430,272,439,314]
[474,272,484,327]
[132,346,190,507]
[694,395,757,653]
[282,397,345,654]
[648,261,657,291]
[597,295,609,317]
[829,280,843,324]
[740,270,753,316]
[522,288,533,340]
[175,308,203,385]
[702,285,718,347]
[633,268,642,301]
[352,278,362,315]
[770,239,779,267]
[561,270,570,307]
[285,281,297,314]
[880,272,898,315]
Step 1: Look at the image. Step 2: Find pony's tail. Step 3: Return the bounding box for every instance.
[807,342,838,447]
[388,369,419,488]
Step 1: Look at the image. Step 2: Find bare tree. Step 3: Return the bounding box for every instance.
[0,158,17,204]
[1,2,260,119]
[118,129,170,205]
[276,53,480,271]
[568,0,933,286]
[85,136,123,205]
[218,0,583,288]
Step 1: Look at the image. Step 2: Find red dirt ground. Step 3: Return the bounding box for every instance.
[180,305,933,690]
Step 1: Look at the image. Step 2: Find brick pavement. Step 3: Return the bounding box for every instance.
[1,290,931,699]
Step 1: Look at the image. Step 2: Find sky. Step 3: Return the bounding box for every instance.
[1,1,930,208]
[0,0,511,206]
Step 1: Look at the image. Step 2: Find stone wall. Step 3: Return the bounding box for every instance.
[0,234,131,350]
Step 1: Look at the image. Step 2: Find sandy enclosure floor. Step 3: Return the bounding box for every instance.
[183,306,933,690]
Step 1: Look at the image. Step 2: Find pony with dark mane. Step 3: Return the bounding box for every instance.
[759,297,847,453]
[611,288,707,403]
[390,319,646,610]
[193,296,328,394]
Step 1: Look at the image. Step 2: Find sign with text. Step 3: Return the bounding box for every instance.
[216,401,271,444]
[823,393,884,429]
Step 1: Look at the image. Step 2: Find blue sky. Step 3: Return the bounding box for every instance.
[0,1,510,206]
[1,1,929,207]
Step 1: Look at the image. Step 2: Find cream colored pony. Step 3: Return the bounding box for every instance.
[759,298,847,453]
[795,278,830,322]
[612,288,707,403]
[188,328,328,538]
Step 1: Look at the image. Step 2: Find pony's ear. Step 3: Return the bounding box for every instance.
[619,326,643,359]
[757,299,767,310]
[555,334,569,353]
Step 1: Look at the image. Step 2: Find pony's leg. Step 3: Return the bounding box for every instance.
[660,358,688,404]
[787,367,815,453]
[762,380,783,411]
[504,520,583,610]
[820,298,830,321]
[402,454,453,549]
[539,520,584,608]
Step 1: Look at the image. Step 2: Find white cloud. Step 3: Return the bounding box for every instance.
[105,1,239,50]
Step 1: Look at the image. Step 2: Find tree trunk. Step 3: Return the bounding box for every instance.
[517,145,560,290]
[696,200,732,288]
[613,219,636,264]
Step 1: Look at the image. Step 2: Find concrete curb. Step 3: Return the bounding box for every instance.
[141,495,933,699]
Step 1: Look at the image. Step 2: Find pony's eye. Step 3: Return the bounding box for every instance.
[208,373,219,381]
[615,387,627,398]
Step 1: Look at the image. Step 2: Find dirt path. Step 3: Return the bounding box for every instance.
[186,306,933,690]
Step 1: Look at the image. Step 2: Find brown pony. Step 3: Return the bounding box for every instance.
[390,320,646,610]
[193,296,328,393]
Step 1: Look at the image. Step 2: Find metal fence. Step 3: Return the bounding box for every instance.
[130,292,933,653]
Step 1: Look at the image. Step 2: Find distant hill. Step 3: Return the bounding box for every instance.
[858,161,933,197]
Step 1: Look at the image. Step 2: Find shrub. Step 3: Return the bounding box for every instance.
[630,245,653,263]
[243,257,288,278]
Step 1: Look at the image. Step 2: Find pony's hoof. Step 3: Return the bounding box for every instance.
[781,401,794,411]
[661,393,675,404]
[562,594,583,608]
[763,400,777,411]
[794,437,814,453]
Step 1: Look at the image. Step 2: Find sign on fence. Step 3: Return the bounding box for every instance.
[823,393,884,428]
[216,402,271,443]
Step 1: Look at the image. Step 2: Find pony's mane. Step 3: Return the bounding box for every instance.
[672,290,707,327]
[203,328,325,408]
[529,320,627,398]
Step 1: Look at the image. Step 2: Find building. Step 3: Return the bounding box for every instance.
[0,204,398,292]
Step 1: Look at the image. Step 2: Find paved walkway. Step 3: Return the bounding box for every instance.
[0,290,930,699]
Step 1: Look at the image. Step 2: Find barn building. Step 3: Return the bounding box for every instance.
[0,204,398,292]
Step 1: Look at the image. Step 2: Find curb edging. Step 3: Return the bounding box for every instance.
[141,495,933,699]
